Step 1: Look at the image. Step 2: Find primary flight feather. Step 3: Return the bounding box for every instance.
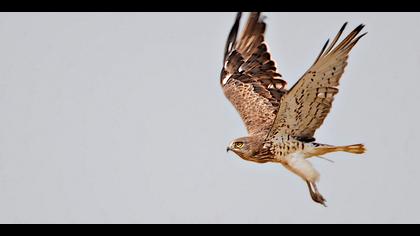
[221,12,366,206]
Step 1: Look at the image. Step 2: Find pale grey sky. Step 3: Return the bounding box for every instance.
[0,12,418,223]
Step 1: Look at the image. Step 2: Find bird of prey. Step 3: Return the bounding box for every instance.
[221,12,366,206]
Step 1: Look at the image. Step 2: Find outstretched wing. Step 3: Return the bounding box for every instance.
[221,12,287,135]
[267,23,366,140]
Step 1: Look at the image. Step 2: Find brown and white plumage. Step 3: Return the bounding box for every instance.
[267,23,367,140]
[221,12,366,206]
[221,12,286,136]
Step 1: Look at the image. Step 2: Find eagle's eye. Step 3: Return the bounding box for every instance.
[234,142,244,149]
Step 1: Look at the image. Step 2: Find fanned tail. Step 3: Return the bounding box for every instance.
[336,144,366,154]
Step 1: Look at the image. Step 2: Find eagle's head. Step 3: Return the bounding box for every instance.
[227,136,261,161]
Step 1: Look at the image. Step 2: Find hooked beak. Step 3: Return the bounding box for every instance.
[226,147,231,152]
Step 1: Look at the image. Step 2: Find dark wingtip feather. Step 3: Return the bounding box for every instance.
[324,22,349,55]
[336,22,349,40]
[352,31,368,45]
[235,12,242,21]
[359,31,368,38]
[331,23,367,54]
[354,24,365,33]
[314,38,330,63]
[223,12,242,62]
[340,22,348,32]
[343,25,367,51]
[349,24,365,39]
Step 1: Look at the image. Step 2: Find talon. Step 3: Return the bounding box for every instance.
[307,181,327,207]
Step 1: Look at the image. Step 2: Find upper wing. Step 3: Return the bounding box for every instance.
[221,12,287,135]
[266,23,366,140]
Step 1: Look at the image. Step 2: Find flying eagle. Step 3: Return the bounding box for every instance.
[221,12,366,206]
